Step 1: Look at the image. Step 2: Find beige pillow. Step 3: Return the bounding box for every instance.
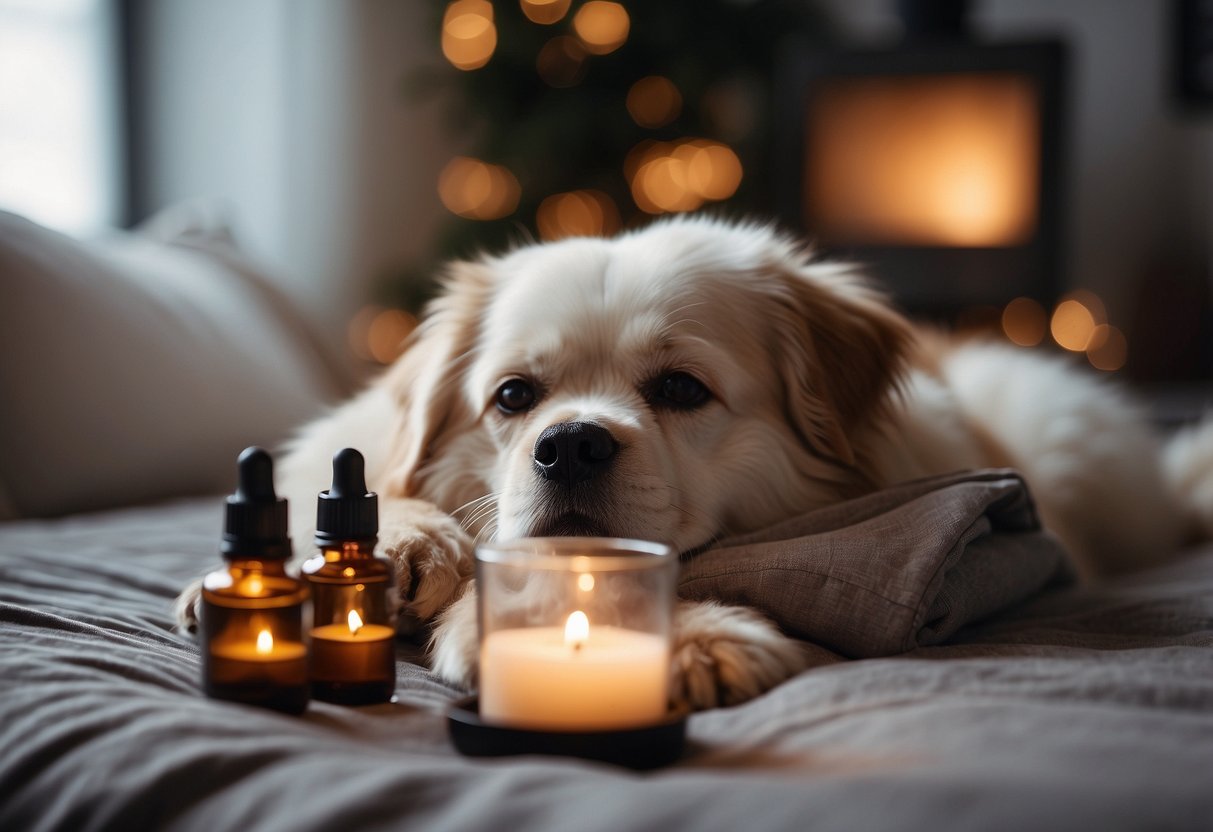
[0,211,347,519]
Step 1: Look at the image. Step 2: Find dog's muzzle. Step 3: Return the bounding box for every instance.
[533,421,618,486]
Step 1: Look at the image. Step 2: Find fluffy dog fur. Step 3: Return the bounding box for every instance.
[179,216,1212,709]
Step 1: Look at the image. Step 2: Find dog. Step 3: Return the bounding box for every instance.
[179,215,1213,709]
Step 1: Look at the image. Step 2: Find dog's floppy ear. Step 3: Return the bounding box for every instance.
[382,260,494,497]
[773,260,912,466]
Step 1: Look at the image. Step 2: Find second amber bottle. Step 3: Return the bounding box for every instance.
[303,448,396,705]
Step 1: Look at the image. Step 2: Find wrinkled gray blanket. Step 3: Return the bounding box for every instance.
[1,493,1212,831]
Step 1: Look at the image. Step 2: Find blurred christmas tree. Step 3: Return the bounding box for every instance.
[365,0,833,357]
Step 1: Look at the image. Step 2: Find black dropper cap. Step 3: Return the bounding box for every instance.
[315,448,378,547]
[221,447,291,560]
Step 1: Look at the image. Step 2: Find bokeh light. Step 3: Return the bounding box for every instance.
[520,0,571,25]
[536,189,621,240]
[1050,298,1098,352]
[1001,297,1047,346]
[438,156,521,220]
[626,76,682,129]
[536,35,587,88]
[627,139,743,214]
[442,0,497,71]
[572,1,629,55]
[349,306,417,364]
[1086,324,1128,372]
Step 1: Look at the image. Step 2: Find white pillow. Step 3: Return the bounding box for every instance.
[0,211,348,519]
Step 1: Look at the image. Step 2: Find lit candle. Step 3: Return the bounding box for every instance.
[480,609,669,731]
[208,628,308,686]
[310,609,396,690]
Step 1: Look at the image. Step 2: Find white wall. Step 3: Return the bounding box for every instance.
[816,0,1213,324]
[130,0,449,368]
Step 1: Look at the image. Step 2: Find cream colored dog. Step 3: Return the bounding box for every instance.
[181,216,1213,709]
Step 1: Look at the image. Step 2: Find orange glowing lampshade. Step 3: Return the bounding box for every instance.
[806,74,1039,247]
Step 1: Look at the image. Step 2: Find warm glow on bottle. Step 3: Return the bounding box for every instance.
[577,572,595,592]
[564,610,589,648]
[256,629,274,655]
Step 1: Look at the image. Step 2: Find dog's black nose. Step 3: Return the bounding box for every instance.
[533,422,618,485]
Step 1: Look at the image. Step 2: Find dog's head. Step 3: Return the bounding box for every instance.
[383,217,910,552]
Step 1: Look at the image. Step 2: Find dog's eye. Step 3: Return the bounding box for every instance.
[495,379,536,414]
[650,372,711,410]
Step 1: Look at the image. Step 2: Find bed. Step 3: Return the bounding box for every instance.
[2,212,1212,830]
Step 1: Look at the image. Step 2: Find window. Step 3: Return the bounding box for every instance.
[0,0,122,234]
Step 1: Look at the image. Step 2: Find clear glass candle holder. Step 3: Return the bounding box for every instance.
[476,537,677,731]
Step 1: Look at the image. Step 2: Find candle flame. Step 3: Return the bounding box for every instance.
[256,629,273,655]
[347,609,364,635]
[564,610,589,649]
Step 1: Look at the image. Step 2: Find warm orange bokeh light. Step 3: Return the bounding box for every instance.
[520,0,571,25]
[536,35,587,88]
[1086,324,1128,372]
[1050,298,1097,352]
[363,308,417,365]
[572,1,629,55]
[442,0,497,70]
[536,189,621,240]
[438,156,521,220]
[628,139,742,215]
[627,76,682,129]
[1001,297,1047,347]
[806,74,1039,247]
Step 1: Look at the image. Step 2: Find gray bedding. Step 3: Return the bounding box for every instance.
[2,497,1212,831]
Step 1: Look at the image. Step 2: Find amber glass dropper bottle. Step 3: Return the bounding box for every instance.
[201,447,309,714]
[303,448,396,705]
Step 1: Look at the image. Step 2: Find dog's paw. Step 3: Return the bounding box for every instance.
[379,499,474,625]
[670,600,809,711]
[427,583,479,689]
[173,577,203,633]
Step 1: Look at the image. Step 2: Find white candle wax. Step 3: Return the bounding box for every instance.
[480,623,668,731]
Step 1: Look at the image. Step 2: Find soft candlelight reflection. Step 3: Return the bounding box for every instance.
[256,629,273,655]
[565,611,589,648]
[347,609,364,635]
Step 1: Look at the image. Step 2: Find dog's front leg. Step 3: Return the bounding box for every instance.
[671,600,809,710]
[376,496,474,630]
